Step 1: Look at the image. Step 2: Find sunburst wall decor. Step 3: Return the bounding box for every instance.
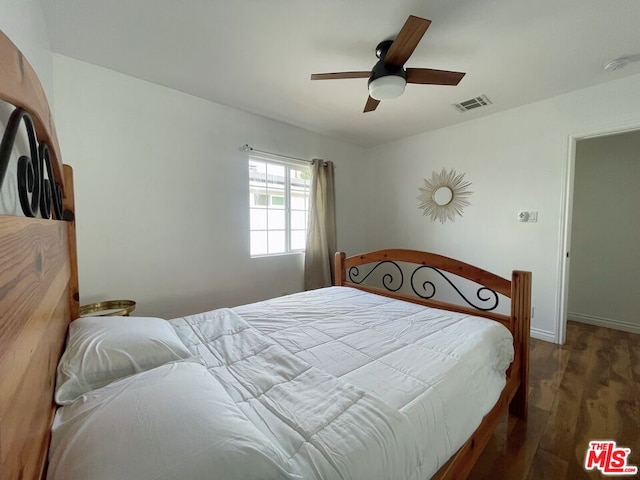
[417,168,473,223]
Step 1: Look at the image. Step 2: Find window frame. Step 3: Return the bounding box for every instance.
[248,154,310,257]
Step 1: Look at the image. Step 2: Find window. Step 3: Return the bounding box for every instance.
[249,156,310,256]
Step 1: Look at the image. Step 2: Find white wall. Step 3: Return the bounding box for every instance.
[52,54,365,318]
[0,0,53,215]
[0,0,53,100]
[362,72,640,342]
[568,131,640,333]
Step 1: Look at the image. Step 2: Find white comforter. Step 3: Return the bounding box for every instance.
[169,286,513,480]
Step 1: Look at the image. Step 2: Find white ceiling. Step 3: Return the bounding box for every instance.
[42,0,640,147]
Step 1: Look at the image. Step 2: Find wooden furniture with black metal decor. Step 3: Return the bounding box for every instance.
[335,250,531,480]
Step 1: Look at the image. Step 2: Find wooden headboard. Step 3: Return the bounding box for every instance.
[0,29,78,480]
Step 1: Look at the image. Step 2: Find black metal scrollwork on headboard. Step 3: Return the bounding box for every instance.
[409,266,499,311]
[349,261,404,292]
[348,262,500,311]
[0,107,63,219]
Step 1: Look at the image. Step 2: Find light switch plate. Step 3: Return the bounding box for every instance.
[518,211,538,223]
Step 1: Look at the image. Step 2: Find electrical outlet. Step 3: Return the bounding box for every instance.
[529,211,538,223]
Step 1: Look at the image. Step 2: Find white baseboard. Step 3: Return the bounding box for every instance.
[568,312,640,335]
[530,327,556,343]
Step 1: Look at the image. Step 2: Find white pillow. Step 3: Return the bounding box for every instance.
[55,316,192,404]
[47,362,298,480]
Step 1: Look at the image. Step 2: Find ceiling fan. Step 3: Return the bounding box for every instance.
[311,15,466,113]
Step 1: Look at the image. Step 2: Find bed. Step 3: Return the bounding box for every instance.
[0,28,531,480]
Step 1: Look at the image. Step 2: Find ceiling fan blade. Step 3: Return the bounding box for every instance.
[364,96,380,113]
[406,68,466,85]
[311,71,371,80]
[384,15,431,67]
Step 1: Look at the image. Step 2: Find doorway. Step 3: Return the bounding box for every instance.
[558,126,640,343]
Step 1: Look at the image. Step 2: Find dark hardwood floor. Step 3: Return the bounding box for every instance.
[467,321,640,480]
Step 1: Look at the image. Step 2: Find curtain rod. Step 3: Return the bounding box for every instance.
[240,144,313,164]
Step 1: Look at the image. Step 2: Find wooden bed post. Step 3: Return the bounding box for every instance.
[508,270,532,419]
[63,164,80,320]
[334,252,346,286]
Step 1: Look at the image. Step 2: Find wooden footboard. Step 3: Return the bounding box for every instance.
[335,249,531,480]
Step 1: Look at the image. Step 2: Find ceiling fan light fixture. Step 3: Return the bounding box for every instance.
[368,75,407,100]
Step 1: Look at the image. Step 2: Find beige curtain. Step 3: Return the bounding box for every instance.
[304,159,336,290]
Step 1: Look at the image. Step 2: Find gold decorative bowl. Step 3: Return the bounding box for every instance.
[79,300,136,317]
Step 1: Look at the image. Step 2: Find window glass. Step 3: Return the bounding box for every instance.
[290,230,306,251]
[267,230,286,254]
[250,209,267,230]
[250,231,268,256]
[290,210,306,230]
[268,210,286,230]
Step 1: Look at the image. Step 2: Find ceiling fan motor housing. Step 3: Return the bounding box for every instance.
[368,59,407,83]
[375,40,394,59]
[368,40,407,100]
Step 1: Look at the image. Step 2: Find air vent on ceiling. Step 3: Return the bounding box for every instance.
[452,95,492,113]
